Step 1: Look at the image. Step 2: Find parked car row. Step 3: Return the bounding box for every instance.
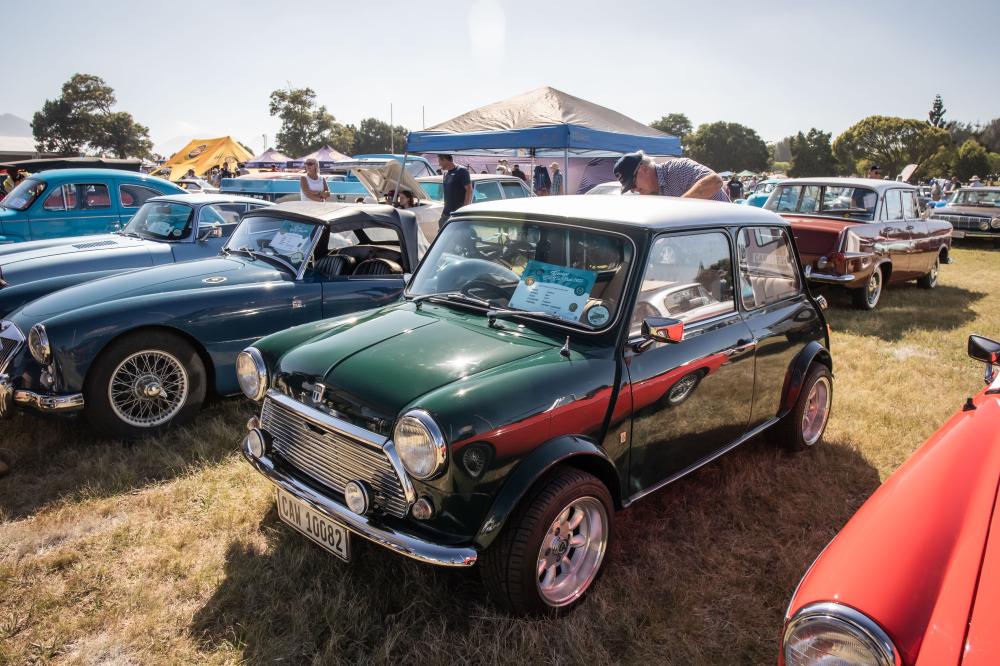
[0,169,995,663]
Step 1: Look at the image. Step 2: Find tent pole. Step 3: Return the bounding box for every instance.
[391,153,407,206]
[563,149,569,196]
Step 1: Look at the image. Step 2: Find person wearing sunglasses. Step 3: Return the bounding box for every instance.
[867,164,882,180]
[613,150,728,201]
[300,159,330,202]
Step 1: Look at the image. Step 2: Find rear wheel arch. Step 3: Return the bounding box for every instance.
[778,341,832,419]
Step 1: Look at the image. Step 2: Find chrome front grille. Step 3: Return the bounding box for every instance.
[931,213,994,231]
[0,322,24,373]
[261,394,409,518]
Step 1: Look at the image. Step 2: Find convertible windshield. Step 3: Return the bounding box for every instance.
[407,218,634,330]
[1,178,47,211]
[224,216,320,273]
[123,201,194,240]
[767,184,878,221]
[952,189,1000,206]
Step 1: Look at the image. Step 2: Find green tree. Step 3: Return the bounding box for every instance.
[953,139,991,181]
[920,144,957,178]
[685,122,769,172]
[832,116,950,177]
[989,152,1000,178]
[31,73,152,158]
[268,86,354,157]
[788,128,837,177]
[928,94,947,128]
[978,118,1000,152]
[649,113,693,139]
[348,118,408,155]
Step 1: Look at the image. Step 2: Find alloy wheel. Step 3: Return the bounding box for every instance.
[535,496,608,607]
[801,376,832,446]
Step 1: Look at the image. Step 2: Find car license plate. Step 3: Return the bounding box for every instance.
[951,230,965,239]
[276,489,350,561]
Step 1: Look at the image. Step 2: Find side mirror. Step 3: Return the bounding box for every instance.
[642,317,684,344]
[198,223,222,241]
[969,334,1000,385]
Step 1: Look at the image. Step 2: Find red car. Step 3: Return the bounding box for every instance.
[780,334,1000,666]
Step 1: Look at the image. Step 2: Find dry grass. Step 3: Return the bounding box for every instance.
[1,244,998,665]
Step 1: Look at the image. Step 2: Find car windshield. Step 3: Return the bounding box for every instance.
[224,215,320,273]
[754,182,776,195]
[404,161,435,178]
[952,190,1000,207]
[1,178,47,211]
[407,218,635,331]
[419,181,443,201]
[767,184,878,221]
[122,201,195,240]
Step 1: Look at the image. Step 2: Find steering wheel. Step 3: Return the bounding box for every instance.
[461,280,511,303]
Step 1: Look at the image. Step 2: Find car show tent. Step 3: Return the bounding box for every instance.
[288,145,351,170]
[404,87,681,193]
[152,136,253,181]
[246,148,293,169]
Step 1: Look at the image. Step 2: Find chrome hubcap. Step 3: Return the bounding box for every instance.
[930,260,939,284]
[535,496,608,607]
[866,270,882,306]
[109,350,189,428]
[801,376,832,446]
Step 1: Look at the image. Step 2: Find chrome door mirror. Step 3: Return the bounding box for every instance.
[642,317,684,344]
[198,223,223,241]
[968,334,1000,383]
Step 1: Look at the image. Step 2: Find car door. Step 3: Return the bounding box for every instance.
[900,189,933,274]
[315,227,407,318]
[28,180,119,239]
[624,229,755,498]
[880,189,917,277]
[736,226,825,429]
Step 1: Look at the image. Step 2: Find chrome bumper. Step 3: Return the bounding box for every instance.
[241,437,478,568]
[803,269,856,284]
[0,374,85,417]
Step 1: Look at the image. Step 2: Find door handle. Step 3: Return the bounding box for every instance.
[905,225,915,231]
[724,340,757,357]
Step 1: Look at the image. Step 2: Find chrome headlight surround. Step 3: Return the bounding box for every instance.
[393,409,447,480]
[783,602,898,666]
[28,324,52,365]
[236,348,268,401]
[991,217,1000,229]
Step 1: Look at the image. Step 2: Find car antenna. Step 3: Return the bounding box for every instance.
[560,336,571,358]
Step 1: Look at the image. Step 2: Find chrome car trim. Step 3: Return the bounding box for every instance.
[1,374,85,414]
[266,389,385,449]
[395,409,448,480]
[383,439,418,505]
[783,602,900,666]
[242,441,477,568]
[0,321,25,374]
[803,267,856,284]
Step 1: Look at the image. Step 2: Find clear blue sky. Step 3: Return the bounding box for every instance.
[6,0,998,156]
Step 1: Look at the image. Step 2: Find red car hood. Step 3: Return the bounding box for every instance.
[787,386,1000,666]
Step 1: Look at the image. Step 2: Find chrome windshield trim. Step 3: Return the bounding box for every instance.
[264,389,385,450]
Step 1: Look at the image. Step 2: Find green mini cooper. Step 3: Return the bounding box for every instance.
[238,195,833,614]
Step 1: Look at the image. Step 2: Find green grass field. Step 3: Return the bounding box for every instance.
[1,244,997,665]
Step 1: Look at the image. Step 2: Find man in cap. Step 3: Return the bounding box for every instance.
[867,164,882,179]
[613,151,728,201]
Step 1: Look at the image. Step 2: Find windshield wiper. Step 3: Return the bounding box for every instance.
[485,308,585,329]
[228,246,257,260]
[408,291,493,310]
[116,230,141,238]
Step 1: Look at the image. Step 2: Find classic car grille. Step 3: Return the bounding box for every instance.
[261,396,409,518]
[0,322,24,374]
[72,240,119,249]
[930,213,995,231]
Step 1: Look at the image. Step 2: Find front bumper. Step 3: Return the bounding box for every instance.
[0,374,85,418]
[241,436,478,568]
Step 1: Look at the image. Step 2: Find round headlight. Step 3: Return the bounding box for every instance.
[783,603,896,666]
[28,324,51,365]
[991,217,1000,229]
[236,348,268,401]
[393,410,446,480]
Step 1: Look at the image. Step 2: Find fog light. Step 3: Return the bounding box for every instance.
[244,429,267,459]
[344,480,370,515]
[247,416,260,431]
[980,220,990,231]
[411,497,434,520]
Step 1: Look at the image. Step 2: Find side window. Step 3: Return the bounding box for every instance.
[901,190,917,219]
[205,203,246,226]
[630,231,735,336]
[501,181,528,199]
[473,181,503,202]
[737,227,802,310]
[80,184,111,210]
[885,190,903,220]
[772,186,800,212]
[120,184,163,208]
[43,185,75,211]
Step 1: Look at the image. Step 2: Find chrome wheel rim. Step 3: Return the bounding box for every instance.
[108,350,189,428]
[535,496,608,607]
[801,376,832,446]
[866,270,882,307]
[929,259,939,285]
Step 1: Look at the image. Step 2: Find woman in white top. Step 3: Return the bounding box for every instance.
[300,159,330,202]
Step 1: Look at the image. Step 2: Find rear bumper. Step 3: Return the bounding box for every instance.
[0,374,85,418]
[803,266,857,285]
[241,435,479,568]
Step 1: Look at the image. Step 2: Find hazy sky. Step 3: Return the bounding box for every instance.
[6,0,998,156]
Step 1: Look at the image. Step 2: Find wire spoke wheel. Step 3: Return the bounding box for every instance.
[801,376,832,446]
[535,496,608,607]
[108,349,189,428]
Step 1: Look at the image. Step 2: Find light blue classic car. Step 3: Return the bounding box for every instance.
[741,178,783,207]
[0,169,186,243]
[0,193,271,317]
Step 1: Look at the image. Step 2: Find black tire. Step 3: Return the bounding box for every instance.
[774,364,833,452]
[851,266,884,310]
[482,466,614,615]
[917,255,940,289]
[84,330,207,439]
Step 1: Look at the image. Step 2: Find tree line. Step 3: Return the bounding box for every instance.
[30,74,999,180]
[650,94,1000,180]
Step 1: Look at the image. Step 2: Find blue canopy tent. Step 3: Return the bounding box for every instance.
[405,87,681,193]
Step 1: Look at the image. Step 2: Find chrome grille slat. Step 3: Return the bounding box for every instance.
[261,396,408,517]
[0,322,25,374]
[931,213,993,231]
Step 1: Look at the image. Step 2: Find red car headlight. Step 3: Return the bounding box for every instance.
[783,602,898,666]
